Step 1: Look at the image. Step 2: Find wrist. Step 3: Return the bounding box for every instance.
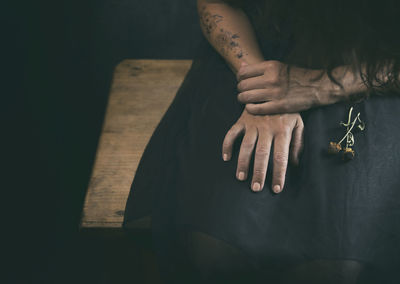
[318,66,368,105]
[338,66,368,96]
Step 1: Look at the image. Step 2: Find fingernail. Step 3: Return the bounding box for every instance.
[223,154,228,161]
[273,185,281,193]
[238,172,245,181]
[252,182,261,192]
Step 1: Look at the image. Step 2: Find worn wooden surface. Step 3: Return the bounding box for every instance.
[80,59,193,229]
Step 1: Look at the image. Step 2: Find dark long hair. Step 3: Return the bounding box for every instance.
[224,0,400,94]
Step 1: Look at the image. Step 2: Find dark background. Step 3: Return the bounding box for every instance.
[4,0,202,283]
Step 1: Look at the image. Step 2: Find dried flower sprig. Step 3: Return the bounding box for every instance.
[328,107,365,161]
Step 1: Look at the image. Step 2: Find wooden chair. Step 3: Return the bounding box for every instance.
[80,59,192,283]
[81,59,192,231]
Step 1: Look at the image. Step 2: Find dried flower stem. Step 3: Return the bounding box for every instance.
[328,106,365,161]
[338,112,361,145]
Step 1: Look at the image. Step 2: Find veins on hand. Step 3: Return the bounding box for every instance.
[199,6,247,59]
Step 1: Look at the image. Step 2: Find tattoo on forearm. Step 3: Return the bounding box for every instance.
[199,6,247,59]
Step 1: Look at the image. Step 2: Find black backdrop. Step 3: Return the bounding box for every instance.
[4,0,201,283]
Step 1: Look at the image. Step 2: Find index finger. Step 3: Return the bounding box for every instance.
[222,124,244,161]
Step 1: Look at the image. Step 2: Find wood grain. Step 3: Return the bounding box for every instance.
[80,59,192,230]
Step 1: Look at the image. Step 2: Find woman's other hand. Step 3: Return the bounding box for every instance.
[222,109,304,193]
[236,61,344,115]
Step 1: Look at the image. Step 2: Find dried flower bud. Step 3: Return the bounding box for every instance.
[328,142,342,154]
[342,147,355,161]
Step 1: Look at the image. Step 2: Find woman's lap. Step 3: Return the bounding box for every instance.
[173,227,371,284]
[124,47,400,282]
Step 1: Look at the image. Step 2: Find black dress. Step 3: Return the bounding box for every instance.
[123,4,400,284]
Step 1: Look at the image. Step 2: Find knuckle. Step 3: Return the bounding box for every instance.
[230,124,239,132]
[249,104,261,113]
[275,87,284,95]
[241,142,254,151]
[230,124,241,133]
[224,131,233,140]
[256,145,270,156]
[222,140,231,149]
[282,125,292,134]
[226,128,234,136]
[246,103,255,110]
[239,92,249,101]
[253,168,266,176]
[269,73,280,84]
[261,76,269,84]
[259,127,270,134]
[253,173,265,183]
[273,151,288,164]
[277,125,291,135]
[237,158,248,168]
[238,69,247,79]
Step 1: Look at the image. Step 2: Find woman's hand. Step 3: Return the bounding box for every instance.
[236,61,345,115]
[222,109,304,193]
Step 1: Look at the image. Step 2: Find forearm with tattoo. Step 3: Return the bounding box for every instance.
[197,0,264,74]
[199,6,246,59]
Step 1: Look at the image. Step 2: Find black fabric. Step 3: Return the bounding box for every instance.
[123,5,400,283]
[176,229,366,284]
